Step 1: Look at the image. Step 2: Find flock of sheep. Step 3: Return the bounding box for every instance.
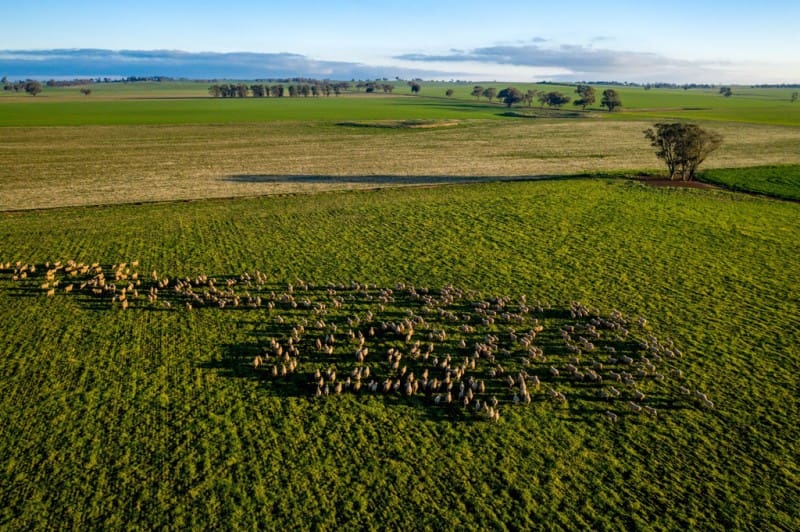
[2,259,715,422]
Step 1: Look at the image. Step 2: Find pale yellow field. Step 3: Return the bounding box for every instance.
[2,119,799,210]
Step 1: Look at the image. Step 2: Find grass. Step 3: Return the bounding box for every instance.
[0,179,798,529]
[1,79,799,528]
[2,82,799,127]
[0,94,504,127]
[699,164,800,200]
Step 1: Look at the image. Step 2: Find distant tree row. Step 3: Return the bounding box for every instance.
[357,82,395,93]
[208,81,355,98]
[2,77,42,96]
[45,79,95,87]
[467,84,622,111]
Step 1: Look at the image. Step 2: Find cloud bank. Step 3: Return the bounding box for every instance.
[0,46,794,83]
[394,44,741,82]
[0,49,456,80]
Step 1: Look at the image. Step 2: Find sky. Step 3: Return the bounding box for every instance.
[2,0,798,83]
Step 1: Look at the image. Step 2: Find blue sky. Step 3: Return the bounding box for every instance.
[2,0,798,82]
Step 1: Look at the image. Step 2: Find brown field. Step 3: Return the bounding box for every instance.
[2,119,799,210]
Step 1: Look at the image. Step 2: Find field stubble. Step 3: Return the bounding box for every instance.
[2,119,799,210]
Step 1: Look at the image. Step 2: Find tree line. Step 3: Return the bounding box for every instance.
[468,84,622,111]
[2,77,42,96]
[208,81,400,98]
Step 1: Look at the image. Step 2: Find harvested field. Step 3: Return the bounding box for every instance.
[2,120,800,210]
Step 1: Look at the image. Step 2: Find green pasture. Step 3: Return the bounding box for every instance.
[700,164,800,200]
[1,81,798,126]
[0,179,798,529]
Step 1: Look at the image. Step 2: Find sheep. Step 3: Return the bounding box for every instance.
[628,402,642,414]
[604,411,618,423]
[694,390,709,402]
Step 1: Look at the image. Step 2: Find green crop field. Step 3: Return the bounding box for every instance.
[0,81,798,529]
[2,81,799,127]
[700,164,800,200]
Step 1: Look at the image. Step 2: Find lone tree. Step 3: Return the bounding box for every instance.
[791,91,798,103]
[601,89,622,111]
[80,87,92,96]
[498,87,523,107]
[719,86,733,97]
[25,80,42,96]
[573,84,596,110]
[644,123,723,181]
[408,82,421,94]
[482,87,497,102]
[471,85,483,99]
[445,88,454,97]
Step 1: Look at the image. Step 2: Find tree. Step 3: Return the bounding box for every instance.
[543,91,570,108]
[498,87,523,108]
[80,88,92,96]
[719,86,732,97]
[523,89,537,107]
[408,82,421,94]
[24,80,42,96]
[790,91,798,103]
[445,88,454,97]
[573,84,595,110]
[471,85,483,99]
[644,123,723,181]
[482,87,496,102]
[537,92,549,108]
[600,89,622,111]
